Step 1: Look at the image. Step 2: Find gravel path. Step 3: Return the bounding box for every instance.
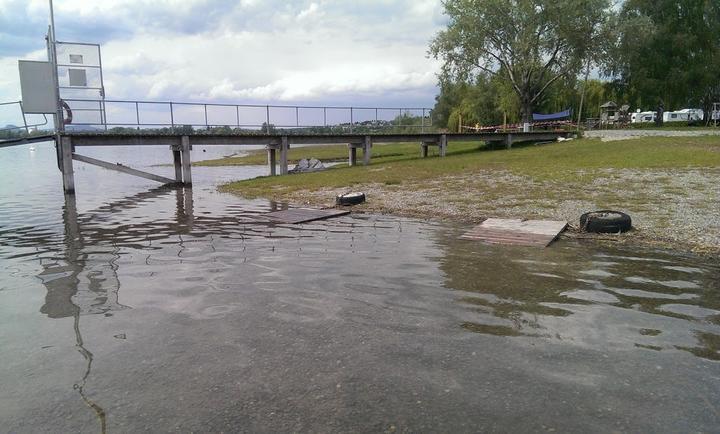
[584,129,720,142]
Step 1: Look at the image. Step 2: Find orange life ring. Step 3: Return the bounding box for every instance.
[61,100,73,125]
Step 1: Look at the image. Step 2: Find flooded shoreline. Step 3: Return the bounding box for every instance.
[1,143,719,432]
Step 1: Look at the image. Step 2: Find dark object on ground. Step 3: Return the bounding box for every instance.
[580,210,632,233]
[289,158,325,173]
[336,192,366,206]
[266,207,350,224]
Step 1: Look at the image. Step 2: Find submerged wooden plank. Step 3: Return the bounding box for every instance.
[461,218,567,247]
[266,207,350,224]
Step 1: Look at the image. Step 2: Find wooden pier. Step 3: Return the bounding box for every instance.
[56,131,572,194]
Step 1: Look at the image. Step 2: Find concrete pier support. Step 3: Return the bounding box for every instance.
[279,136,289,175]
[363,136,372,166]
[505,134,514,150]
[172,149,183,183]
[267,146,277,176]
[439,134,447,157]
[60,136,75,194]
[348,144,357,166]
[180,135,192,185]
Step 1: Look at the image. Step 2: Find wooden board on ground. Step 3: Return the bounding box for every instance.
[460,218,567,247]
[266,207,350,224]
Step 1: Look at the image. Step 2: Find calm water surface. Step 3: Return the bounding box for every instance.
[1,142,719,433]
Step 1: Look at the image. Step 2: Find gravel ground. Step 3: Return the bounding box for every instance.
[278,167,720,255]
[584,129,720,142]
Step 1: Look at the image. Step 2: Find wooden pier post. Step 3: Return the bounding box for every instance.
[363,136,372,165]
[348,144,357,166]
[267,145,277,176]
[505,133,513,150]
[421,142,429,158]
[439,134,447,157]
[280,136,289,175]
[181,135,192,185]
[60,136,75,194]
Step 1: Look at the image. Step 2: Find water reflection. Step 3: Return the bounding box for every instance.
[437,231,720,361]
[30,187,202,433]
[38,193,128,318]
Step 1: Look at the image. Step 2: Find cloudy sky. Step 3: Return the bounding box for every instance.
[0,0,446,109]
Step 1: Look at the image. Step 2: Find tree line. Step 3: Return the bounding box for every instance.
[430,0,720,129]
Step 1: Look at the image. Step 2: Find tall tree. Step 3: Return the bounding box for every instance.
[430,0,611,124]
[610,0,720,117]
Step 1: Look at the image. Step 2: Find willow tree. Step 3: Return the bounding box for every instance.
[430,0,611,124]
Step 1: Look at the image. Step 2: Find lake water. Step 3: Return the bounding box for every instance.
[1,142,719,433]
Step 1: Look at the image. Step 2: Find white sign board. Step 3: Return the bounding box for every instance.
[18,60,56,114]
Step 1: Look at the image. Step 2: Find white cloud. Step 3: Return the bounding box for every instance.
[296,2,320,21]
[1,0,445,108]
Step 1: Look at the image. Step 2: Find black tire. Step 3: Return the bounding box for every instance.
[336,192,366,206]
[580,210,632,233]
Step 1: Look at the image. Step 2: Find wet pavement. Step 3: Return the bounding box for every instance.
[1,143,719,432]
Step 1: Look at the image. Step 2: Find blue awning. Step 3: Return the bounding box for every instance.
[533,109,572,121]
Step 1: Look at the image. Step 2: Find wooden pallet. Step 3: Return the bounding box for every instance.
[265,207,350,224]
[461,218,567,247]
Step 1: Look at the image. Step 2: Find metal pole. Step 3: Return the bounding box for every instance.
[296,106,299,127]
[421,108,425,133]
[49,0,63,134]
[266,105,270,134]
[135,102,140,126]
[97,42,107,131]
[19,101,30,134]
[203,104,208,129]
[236,105,240,129]
[323,107,326,127]
[169,102,175,131]
[350,107,353,133]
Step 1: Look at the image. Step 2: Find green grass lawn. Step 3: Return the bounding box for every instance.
[219,136,720,198]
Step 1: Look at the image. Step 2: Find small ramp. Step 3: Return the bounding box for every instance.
[461,218,567,247]
[266,207,350,224]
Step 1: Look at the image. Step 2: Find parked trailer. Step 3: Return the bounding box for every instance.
[631,111,656,123]
[663,108,703,123]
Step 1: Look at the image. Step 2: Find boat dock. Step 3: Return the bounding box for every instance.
[56,130,572,194]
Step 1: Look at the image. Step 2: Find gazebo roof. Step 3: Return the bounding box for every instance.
[600,101,617,109]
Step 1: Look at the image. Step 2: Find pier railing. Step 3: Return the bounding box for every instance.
[0,101,49,134]
[61,98,434,134]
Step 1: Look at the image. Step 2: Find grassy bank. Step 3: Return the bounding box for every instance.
[220,136,720,196]
[220,136,720,253]
[196,141,480,166]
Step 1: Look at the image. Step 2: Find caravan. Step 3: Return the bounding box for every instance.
[663,108,704,123]
[630,110,656,123]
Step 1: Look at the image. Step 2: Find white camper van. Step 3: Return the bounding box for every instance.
[663,108,704,123]
[631,110,656,123]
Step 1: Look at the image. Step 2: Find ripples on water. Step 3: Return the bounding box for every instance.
[1,142,719,432]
